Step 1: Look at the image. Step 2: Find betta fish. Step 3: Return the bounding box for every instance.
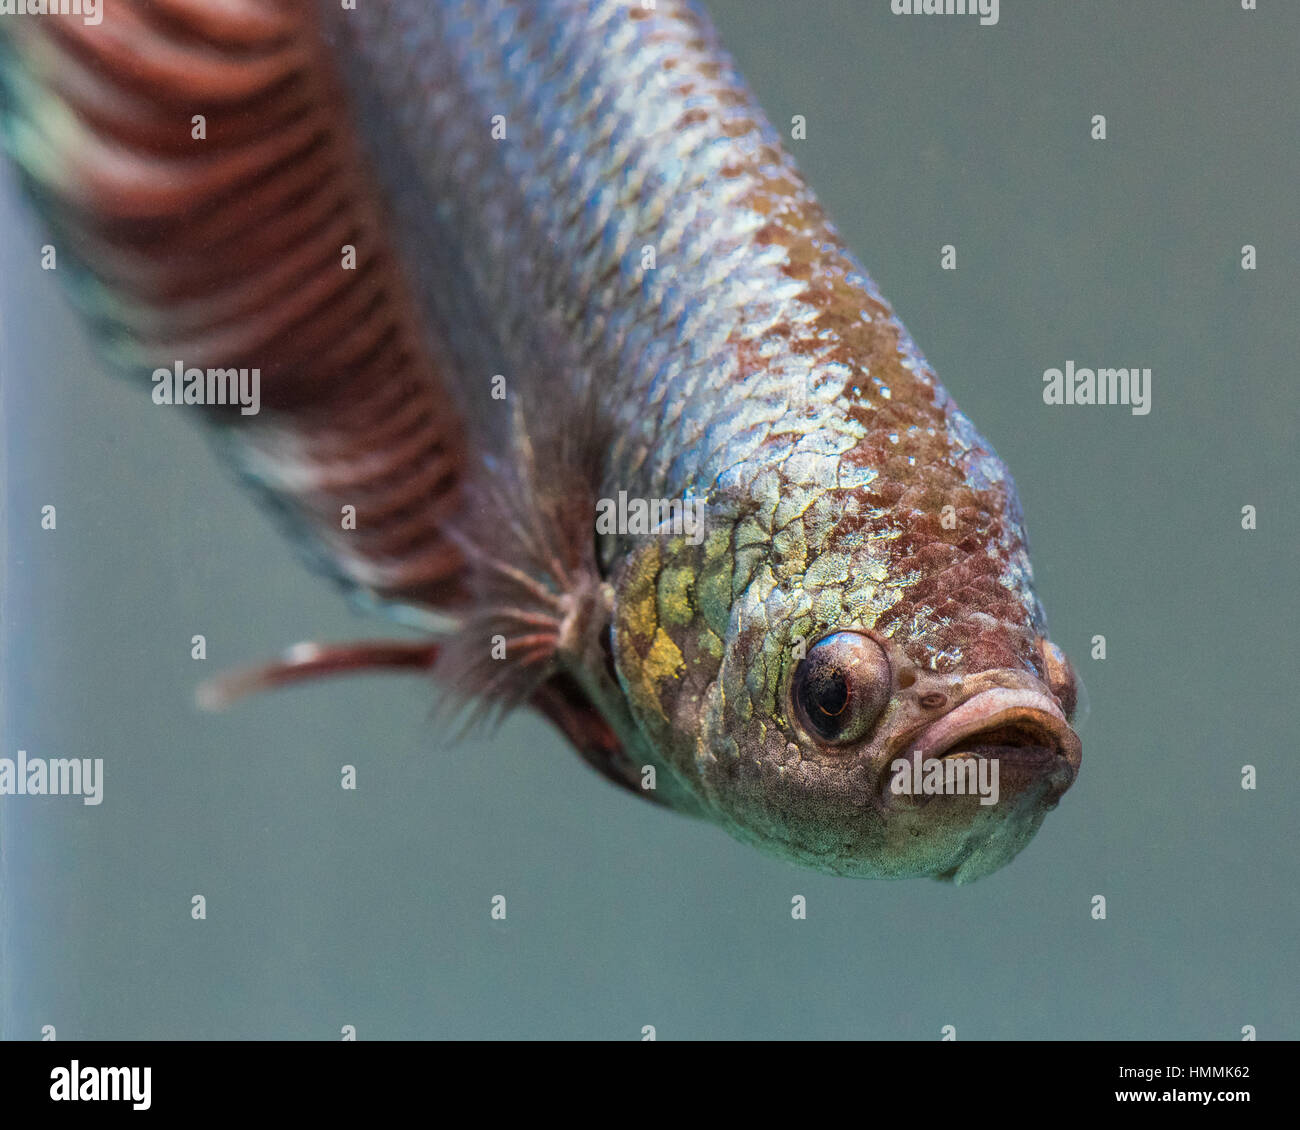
[0,0,1081,882]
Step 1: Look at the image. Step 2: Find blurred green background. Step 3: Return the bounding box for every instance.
[2,0,1296,1039]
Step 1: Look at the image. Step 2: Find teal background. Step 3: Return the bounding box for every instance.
[2,0,1296,1039]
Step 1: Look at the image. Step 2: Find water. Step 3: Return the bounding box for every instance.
[1,0,1295,1039]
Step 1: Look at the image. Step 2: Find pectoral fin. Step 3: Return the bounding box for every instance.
[529,674,663,805]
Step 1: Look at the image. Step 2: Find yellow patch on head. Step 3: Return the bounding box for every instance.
[657,565,695,628]
[643,628,686,684]
[619,543,662,646]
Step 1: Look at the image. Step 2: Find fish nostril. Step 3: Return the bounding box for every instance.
[897,668,917,689]
[918,692,946,709]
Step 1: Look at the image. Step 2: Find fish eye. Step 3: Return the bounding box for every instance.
[791,631,891,746]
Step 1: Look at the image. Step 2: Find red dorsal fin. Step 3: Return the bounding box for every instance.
[1,0,468,613]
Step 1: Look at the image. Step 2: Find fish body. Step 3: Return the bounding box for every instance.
[0,0,1081,881]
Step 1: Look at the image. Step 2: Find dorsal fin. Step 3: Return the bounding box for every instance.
[0,0,467,612]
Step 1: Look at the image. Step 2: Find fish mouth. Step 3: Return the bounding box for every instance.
[904,687,1082,798]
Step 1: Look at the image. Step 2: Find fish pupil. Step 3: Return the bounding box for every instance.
[805,667,850,731]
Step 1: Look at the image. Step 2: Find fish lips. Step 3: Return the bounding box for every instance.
[894,687,1082,804]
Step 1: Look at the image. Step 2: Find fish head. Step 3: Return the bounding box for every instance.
[700,624,1082,883]
[609,406,1083,882]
